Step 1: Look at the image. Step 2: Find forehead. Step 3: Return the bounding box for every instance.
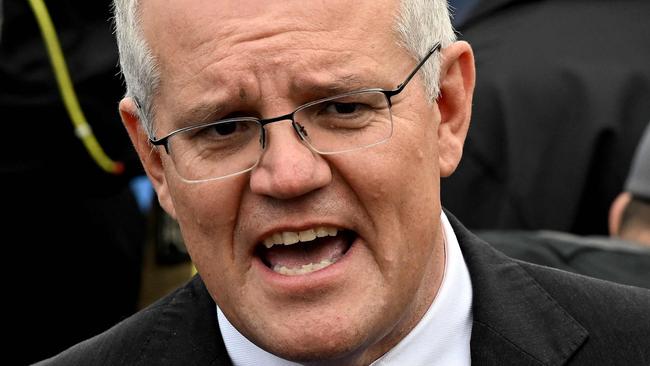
[139,0,411,130]
[141,0,400,46]
[140,0,405,80]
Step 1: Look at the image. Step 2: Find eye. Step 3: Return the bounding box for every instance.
[210,121,239,136]
[181,119,259,144]
[324,102,362,115]
[196,120,258,142]
[299,92,388,132]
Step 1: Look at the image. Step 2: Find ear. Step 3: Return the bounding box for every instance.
[436,41,475,177]
[119,98,177,219]
[609,192,631,236]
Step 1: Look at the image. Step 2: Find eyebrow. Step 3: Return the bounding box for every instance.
[290,73,373,98]
[174,74,375,128]
[176,102,227,128]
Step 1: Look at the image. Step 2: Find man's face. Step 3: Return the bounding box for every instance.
[136,0,456,363]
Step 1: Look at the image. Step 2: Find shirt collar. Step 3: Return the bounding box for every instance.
[217,212,473,366]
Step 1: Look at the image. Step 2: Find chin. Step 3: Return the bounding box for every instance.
[253,321,377,364]
[266,342,362,365]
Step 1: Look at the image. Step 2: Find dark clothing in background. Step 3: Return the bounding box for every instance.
[0,1,144,364]
[480,230,650,289]
[1,1,142,184]
[442,0,650,235]
[448,0,480,26]
[36,214,650,366]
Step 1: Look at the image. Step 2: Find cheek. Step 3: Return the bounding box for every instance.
[369,122,441,256]
[365,127,440,211]
[171,184,237,233]
[166,176,247,271]
[342,134,441,253]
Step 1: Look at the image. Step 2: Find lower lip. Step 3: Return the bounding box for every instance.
[253,236,360,293]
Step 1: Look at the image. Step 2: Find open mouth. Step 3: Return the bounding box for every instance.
[256,227,356,276]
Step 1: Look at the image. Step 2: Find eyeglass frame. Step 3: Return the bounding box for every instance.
[133,42,442,182]
[142,42,441,150]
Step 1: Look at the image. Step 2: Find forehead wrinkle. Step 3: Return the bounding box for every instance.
[185,102,226,125]
[289,73,369,97]
[214,0,374,48]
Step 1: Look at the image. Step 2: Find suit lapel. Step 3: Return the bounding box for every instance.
[139,277,233,366]
[447,212,588,365]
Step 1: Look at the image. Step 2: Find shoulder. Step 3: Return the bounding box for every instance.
[520,259,650,327]
[34,277,221,366]
[485,229,650,319]
[448,213,650,363]
[517,259,650,362]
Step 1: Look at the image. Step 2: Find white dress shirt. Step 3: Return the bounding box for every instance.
[217,212,473,365]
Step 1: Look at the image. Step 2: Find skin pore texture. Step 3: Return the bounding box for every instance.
[119,0,474,365]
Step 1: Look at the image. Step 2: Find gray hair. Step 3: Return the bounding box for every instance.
[112,0,455,136]
[395,0,457,100]
[113,0,160,137]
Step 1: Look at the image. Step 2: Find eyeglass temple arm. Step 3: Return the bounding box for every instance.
[133,97,171,153]
[148,133,170,154]
[385,42,441,98]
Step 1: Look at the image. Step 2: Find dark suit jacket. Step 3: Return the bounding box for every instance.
[36,214,650,365]
[442,0,650,235]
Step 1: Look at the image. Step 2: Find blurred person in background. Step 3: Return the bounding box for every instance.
[478,229,650,289]
[610,122,650,246]
[0,1,145,364]
[442,0,650,235]
[478,124,650,288]
[477,124,650,289]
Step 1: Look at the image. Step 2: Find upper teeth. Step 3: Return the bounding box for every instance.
[263,226,338,248]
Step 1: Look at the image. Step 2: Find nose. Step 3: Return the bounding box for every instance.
[249,121,332,199]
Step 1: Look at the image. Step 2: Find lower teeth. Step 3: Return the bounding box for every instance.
[272,257,339,276]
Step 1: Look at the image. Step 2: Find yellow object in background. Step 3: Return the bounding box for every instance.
[27,0,123,175]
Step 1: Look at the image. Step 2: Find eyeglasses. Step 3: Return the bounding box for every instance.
[147,43,441,183]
